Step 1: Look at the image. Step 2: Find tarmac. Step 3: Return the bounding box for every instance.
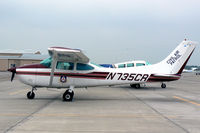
[0,72,200,133]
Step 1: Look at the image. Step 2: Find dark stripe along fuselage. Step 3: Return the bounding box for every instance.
[17,70,180,82]
[16,71,109,79]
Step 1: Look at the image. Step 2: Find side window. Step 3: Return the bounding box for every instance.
[56,61,74,70]
[76,63,94,70]
[127,63,134,67]
[136,63,145,67]
[118,64,125,68]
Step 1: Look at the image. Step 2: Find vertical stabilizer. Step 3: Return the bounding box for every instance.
[153,40,197,74]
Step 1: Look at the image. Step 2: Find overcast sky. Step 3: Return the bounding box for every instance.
[0,0,199,65]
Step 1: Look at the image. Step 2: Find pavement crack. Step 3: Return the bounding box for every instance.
[127,90,190,133]
[4,95,60,133]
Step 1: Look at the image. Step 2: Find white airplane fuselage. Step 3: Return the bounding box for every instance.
[16,65,155,88]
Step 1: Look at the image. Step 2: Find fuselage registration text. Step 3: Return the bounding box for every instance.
[106,72,149,82]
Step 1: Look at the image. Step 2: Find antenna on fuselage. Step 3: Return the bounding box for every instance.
[184,34,188,41]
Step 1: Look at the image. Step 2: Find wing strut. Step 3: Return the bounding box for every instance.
[49,50,57,87]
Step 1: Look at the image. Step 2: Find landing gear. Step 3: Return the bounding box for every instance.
[63,89,74,101]
[27,87,36,99]
[63,86,74,102]
[27,91,35,99]
[161,83,166,88]
[130,84,141,89]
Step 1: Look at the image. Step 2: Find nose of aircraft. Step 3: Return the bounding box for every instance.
[8,67,16,72]
[8,67,16,82]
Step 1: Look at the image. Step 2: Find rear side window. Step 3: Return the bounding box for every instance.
[127,63,134,67]
[136,63,145,66]
[118,64,125,68]
[76,63,94,70]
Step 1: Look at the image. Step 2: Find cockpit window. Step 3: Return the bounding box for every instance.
[56,61,74,70]
[40,58,94,71]
[40,57,52,68]
[76,63,94,70]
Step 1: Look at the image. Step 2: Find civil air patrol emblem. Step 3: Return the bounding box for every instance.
[60,75,67,83]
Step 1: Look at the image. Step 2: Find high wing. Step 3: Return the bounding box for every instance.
[48,47,89,87]
[48,47,89,63]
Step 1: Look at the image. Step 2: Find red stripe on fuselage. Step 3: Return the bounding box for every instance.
[147,74,180,82]
[16,71,109,79]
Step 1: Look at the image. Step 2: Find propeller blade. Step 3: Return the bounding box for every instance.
[8,67,16,82]
[11,71,15,82]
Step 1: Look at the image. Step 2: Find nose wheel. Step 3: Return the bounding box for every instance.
[161,83,166,88]
[27,87,36,99]
[27,91,35,99]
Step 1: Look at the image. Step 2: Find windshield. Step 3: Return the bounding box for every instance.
[40,57,52,68]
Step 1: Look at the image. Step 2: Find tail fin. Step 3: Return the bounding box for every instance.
[153,40,197,75]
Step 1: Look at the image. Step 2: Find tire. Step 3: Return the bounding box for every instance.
[63,90,74,102]
[27,91,35,99]
[130,84,136,88]
[130,84,140,89]
[135,84,141,89]
[161,83,166,88]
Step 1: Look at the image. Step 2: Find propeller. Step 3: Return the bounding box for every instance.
[8,67,16,82]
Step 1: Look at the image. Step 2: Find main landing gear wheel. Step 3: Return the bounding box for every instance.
[130,84,141,89]
[161,83,166,88]
[63,89,74,102]
[27,91,35,99]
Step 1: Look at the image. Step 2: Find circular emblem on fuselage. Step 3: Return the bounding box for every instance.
[60,75,67,83]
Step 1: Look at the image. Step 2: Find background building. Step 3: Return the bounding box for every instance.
[0,52,48,71]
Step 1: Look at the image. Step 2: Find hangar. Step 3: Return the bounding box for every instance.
[0,52,48,71]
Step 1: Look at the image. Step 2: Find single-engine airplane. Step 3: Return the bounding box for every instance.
[8,40,197,101]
